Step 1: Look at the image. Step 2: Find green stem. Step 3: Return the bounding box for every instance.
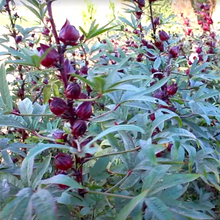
[105,172,130,193]
[85,147,141,161]
[87,190,133,199]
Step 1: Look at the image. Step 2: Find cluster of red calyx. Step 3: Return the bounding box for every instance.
[180,13,193,36]
[197,3,213,32]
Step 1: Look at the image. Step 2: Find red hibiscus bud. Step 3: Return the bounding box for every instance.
[153,89,166,100]
[65,82,81,100]
[55,153,73,170]
[76,102,92,120]
[155,41,164,52]
[64,59,75,74]
[59,19,80,46]
[184,18,190,26]
[137,0,145,7]
[185,28,192,36]
[43,78,48,84]
[169,46,179,58]
[196,47,202,54]
[203,23,210,31]
[15,35,22,44]
[159,30,170,41]
[150,113,155,121]
[199,3,204,9]
[78,93,88,99]
[198,20,203,25]
[71,119,87,137]
[141,39,148,46]
[166,83,178,96]
[42,27,50,36]
[49,97,68,116]
[53,130,67,141]
[38,43,59,67]
[29,42,34,47]
[80,65,88,75]
[204,4,210,11]
[153,17,160,27]
[210,32,215,39]
[186,68,190,75]
[207,19,213,24]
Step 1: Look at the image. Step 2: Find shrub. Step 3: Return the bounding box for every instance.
[0,0,220,219]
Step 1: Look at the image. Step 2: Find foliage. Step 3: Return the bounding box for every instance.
[0,0,220,219]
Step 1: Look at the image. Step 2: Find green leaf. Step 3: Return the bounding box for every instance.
[146,197,173,220]
[32,189,56,220]
[142,165,171,192]
[52,83,60,97]
[40,174,82,189]
[84,125,145,149]
[31,155,51,189]
[22,1,42,21]
[150,174,200,196]
[0,64,13,111]
[170,207,213,219]
[119,16,134,28]
[20,156,34,187]
[0,115,28,130]
[149,113,182,136]
[0,188,33,220]
[0,172,24,189]
[18,98,33,126]
[153,57,161,70]
[115,190,148,220]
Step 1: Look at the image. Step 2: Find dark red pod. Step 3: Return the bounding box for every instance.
[169,46,179,58]
[196,47,202,54]
[59,19,80,46]
[49,97,68,116]
[153,89,166,100]
[71,119,87,137]
[76,102,92,120]
[80,65,88,75]
[65,82,81,100]
[15,35,22,44]
[137,0,145,7]
[166,83,178,96]
[38,43,59,67]
[155,41,164,52]
[53,130,67,141]
[55,153,73,170]
[159,30,170,41]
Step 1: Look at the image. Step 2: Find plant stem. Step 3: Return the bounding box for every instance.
[18,114,54,117]
[148,0,156,39]
[105,172,130,193]
[32,131,56,142]
[87,190,133,199]
[46,0,68,88]
[90,104,120,121]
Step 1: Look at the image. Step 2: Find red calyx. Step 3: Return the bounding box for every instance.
[159,30,170,41]
[75,102,92,120]
[71,119,87,137]
[54,153,73,170]
[196,47,202,54]
[38,43,59,67]
[169,46,179,58]
[166,83,178,96]
[59,19,80,46]
[65,82,81,100]
[49,97,69,116]
[15,35,22,44]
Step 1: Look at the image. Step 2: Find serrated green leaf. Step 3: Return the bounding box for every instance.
[0,115,28,130]
[31,155,51,189]
[40,174,82,189]
[0,188,33,220]
[32,189,56,220]
[0,172,24,189]
[115,190,148,220]
[0,64,13,111]
[146,197,173,220]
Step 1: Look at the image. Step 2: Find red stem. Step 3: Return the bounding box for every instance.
[46,0,68,88]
